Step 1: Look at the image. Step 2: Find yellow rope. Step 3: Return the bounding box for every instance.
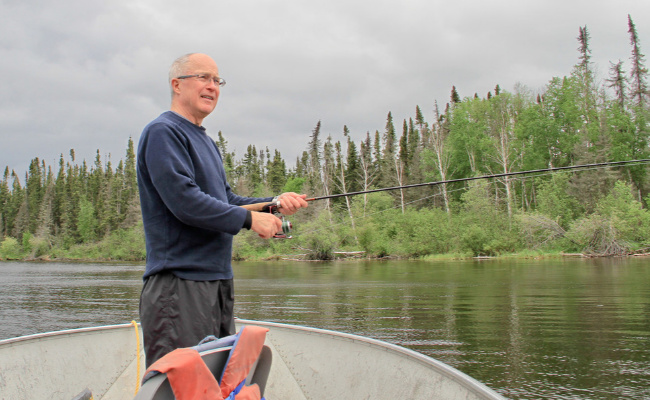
[131,320,142,395]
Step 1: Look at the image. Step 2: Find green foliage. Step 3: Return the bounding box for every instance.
[0,237,22,259]
[595,181,650,244]
[77,197,97,243]
[566,181,650,254]
[536,174,583,228]
[282,177,306,194]
[455,181,522,256]
[295,212,339,260]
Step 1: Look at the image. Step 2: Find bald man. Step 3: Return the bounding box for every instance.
[136,53,307,366]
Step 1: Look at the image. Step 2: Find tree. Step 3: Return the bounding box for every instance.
[628,15,649,108]
[26,158,44,233]
[486,91,522,218]
[35,167,56,241]
[0,167,10,237]
[267,149,287,194]
[306,121,323,195]
[451,86,461,104]
[334,139,358,242]
[77,196,97,243]
[344,126,361,193]
[381,112,397,189]
[606,61,627,108]
[426,102,452,214]
[358,132,379,214]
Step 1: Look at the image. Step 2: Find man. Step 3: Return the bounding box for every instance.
[137,53,308,367]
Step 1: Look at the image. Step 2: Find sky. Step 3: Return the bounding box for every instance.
[1,0,649,178]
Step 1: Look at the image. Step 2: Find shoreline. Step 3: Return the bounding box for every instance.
[4,250,649,264]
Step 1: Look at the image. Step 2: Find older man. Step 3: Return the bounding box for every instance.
[137,53,307,366]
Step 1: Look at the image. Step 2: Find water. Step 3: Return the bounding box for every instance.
[1,258,649,399]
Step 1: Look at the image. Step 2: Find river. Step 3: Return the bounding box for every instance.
[1,258,649,399]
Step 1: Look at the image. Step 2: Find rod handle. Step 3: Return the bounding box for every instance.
[240,202,275,212]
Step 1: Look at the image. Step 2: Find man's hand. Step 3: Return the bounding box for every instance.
[276,192,309,216]
[251,212,283,239]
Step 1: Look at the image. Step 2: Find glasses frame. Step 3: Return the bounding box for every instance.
[176,74,226,87]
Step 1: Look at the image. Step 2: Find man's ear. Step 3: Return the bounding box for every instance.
[170,78,182,95]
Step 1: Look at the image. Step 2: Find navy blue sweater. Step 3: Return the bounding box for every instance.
[137,111,272,281]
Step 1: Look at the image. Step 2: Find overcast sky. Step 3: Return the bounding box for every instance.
[1,0,649,178]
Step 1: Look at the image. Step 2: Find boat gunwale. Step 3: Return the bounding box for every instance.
[236,318,506,400]
[0,323,135,346]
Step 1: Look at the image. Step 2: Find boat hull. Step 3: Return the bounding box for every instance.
[0,320,506,400]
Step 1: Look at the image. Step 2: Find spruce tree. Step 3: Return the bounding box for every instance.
[344,126,361,193]
[628,15,649,108]
[451,86,461,103]
[307,121,323,196]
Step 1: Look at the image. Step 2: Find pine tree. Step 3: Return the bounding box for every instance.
[573,26,599,145]
[52,154,67,235]
[358,132,378,214]
[11,173,28,239]
[607,61,627,108]
[372,130,382,180]
[628,15,649,108]
[334,138,358,242]
[451,86,461,103]
[399,119,409,170]
[415,105,428,147]
[382,112,397,189]
[344,126,360,193]
[306,121,323,196]
[320,135,335,219]
[26,158,44,233]
[123,137,138,210]
[267,150,287,194]
[0,168,10,237]
[35,169,56,242]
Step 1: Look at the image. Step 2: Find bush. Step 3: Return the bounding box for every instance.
[454,181,522,256]
[566,181,650,255]
[0,237,23,259]
[28,235,52,259]
[294,212,338,260]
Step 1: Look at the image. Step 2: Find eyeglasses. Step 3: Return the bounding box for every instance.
[176,74,226,87]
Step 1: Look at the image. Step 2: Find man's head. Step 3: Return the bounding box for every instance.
[169,53,223,126]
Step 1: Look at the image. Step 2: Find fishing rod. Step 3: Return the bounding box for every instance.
[242,158,650,237]
[305,159,650,202]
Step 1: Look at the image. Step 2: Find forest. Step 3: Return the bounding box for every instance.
[1,17,649,261]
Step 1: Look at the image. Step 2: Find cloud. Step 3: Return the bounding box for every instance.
[1,0,648,177]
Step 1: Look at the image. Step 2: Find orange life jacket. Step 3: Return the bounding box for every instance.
[142,326,269,400]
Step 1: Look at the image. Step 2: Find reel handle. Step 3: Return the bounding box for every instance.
[240,201,292,239]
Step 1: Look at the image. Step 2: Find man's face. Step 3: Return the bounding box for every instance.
[171,54,221,124]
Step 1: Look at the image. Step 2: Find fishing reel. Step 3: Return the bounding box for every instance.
[261,202,293,239]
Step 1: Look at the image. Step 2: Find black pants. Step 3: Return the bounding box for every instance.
[139,272,236,367]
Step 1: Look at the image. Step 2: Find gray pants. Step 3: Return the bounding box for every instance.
[139,272,236,367]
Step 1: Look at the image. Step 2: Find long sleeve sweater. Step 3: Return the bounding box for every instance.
[137,111,272,281]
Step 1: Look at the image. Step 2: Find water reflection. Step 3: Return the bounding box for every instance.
[0,258,649,400]
[233,259,650,400]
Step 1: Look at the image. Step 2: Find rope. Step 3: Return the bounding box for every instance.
[131,320,142,395]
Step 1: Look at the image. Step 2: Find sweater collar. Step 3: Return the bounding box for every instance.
[169,111,207,131]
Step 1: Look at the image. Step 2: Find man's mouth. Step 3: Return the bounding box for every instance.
[201,95,214,101]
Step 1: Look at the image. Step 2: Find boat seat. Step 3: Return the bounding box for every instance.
[134,341,272,400]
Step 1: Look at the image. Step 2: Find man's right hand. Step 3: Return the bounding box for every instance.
[250,211,283,239]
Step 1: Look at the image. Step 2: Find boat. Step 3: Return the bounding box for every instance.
[0,319,507,399]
